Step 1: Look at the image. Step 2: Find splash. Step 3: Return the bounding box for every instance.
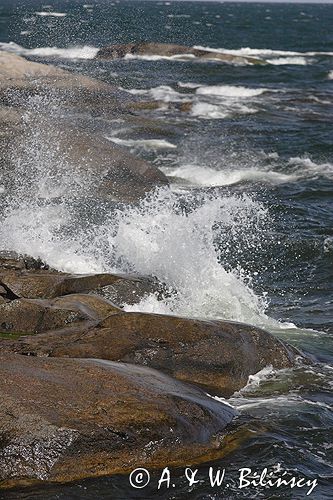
[0,95,285,329]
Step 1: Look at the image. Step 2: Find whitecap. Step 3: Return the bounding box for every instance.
[288,156,333,178]
[191,102,257,119]
[194,45,333,58]
[106,137,177,150]
[195,84,268,98]
[35,11,67,17]
[122,85,187,103]
[0,42,99,60]
[163,164,298,186]
[267,56,309,66]
[178,81,201,89]
[124,53,196,62]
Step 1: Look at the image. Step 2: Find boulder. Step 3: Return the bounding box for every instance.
[10,311,301,396]
[0,353,236,489]
[96,42,267,65]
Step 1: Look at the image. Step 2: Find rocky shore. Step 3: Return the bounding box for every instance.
[0,49,305,491]
[0,251,305,490]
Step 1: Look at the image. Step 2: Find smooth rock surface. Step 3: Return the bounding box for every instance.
[9,311,301,396]
[0,353,236,489]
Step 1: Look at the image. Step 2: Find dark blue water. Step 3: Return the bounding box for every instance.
[0,1,333,498]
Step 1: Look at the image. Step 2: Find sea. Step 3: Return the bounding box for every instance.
[0,1,332,498]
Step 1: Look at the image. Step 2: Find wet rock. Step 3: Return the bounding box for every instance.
[51,294,120,321]
[11,311,302,396]
[56,125,168,200]
[0,292,121,335]
[0,265,163,305]
[0,353,236,489]
[94,275,170,307]
[96,42,267,65]
[0,269,120,299]
[0,51,109,93]
[0,254,168,305]
[0,298,89,334]
[1,107,168,202]
[0,251,26,271]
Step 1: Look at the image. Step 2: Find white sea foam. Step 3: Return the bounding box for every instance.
[196,85,268,98]
[35,11,67,17]
[163,155,333,187]
[124,53,196,62]
[191,102,257,119]
[106,137,177,150]
[0,100,283,329]
[0,42,99,59]
[288,156,333,179]
[178,81,201,89]
[122,85,188,103]
[267,56,309,66]
[163,164,298,186]
[193,45,333,65]
[194,45,333,58]
[123,83,266,119]
[328,70,333,80]
[238,365,276,393]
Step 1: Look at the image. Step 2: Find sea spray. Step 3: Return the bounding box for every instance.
[0,93,279,328]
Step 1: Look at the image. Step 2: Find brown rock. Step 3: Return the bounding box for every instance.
[0,292,121,335]
[2,108,168,202]
[0,266,162,305]
[11,311,302,396]
[0,353,236,489]
[0,51,109,93]
[0,298,89,334]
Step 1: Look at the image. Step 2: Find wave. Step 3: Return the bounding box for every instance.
[267,56,309,66]
[178,82,201,89]
[0,42,99,60]
[193,45,333,65]
[162,155,333,187]
[288,157,333,178]
[191,102,257,119]
[123,51,250,66]
[162,164,298,186]
[122,83,268,119]
[0,100,285,331]
[106,137,177,150]
[194,45,333,58]
[35,11,67,17]
[195,85,269,98]
[124,53,197,62]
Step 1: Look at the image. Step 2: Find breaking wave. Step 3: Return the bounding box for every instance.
[0,99,288,330]
[194,45,333,65]
[106,137,177,150]
[162,164,298,187]
[162,155,333,187]
[0,42,99,59]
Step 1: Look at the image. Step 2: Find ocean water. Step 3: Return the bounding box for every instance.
[0,1,333,498]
